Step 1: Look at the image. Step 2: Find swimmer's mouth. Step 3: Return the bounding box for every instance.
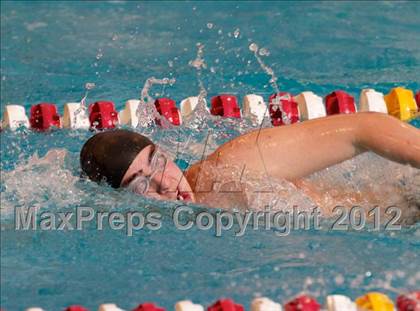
[177,190,192,202]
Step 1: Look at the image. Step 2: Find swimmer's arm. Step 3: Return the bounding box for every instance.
[354,113,420,168]
[209,112,420,181]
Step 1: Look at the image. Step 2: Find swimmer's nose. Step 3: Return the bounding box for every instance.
[148,172,178,196]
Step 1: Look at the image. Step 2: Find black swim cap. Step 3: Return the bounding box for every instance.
[80,129,154,188]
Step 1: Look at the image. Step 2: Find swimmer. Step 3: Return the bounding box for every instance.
[80,112,420,211]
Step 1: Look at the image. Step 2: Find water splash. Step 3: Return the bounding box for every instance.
[249,42,291,124]
[72,82,95,128]
[0,148,163,222]
[233,28,240,39]
[187,43,210,124]
[0,149,80,216]
[136,77,176,128]
[304,152,420,224]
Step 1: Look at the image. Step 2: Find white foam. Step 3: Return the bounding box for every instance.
[0,149,81,216]
[304,152,420,223]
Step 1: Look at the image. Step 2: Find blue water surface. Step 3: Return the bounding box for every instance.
[1,1,420,310]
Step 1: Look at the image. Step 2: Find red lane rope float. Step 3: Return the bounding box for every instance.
[154,98,182,126]
[132,303,166,311]
[89,101,119,130]
[29,103,61,130]
[396,291,420,311]
[64,306,89,311]
[19,290,420,311]
[2,87,419,132]
[325,91,356,115]
[284,295,321,311]
[268,92,299,126]
[207,299,244,311]
[210,94,241,118]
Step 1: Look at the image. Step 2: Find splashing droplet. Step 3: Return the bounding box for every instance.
[188,43,207,70]
[206,23,213,29]
[85,83,95,90]
[96,51,103,60]
[249,43,259,52]
[233,28,240,38]
[259,47,270,56]
[136,77,176,128]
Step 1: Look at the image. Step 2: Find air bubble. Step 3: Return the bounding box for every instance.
[206,23,213,29]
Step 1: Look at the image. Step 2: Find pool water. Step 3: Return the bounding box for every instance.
[1,1,420,310]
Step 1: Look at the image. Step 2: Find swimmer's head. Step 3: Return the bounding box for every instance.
[80,129,194,202]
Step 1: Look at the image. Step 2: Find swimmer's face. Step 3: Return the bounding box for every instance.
[120,145,195,202]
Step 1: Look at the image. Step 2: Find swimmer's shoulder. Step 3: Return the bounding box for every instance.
[185,159,211,188]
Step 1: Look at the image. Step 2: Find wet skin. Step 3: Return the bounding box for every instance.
[121,112,420,208]
[121,145,196,202]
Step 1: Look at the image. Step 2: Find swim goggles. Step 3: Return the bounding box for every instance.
[126,146,168,195]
